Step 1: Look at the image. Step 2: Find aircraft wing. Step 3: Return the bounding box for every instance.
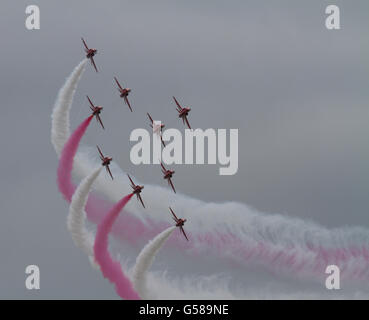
[97,145,104,160]
[96,114,105,130]
[106,165,114,180]
[180,226,189,241]
[168,178,176,193]
[81,37,89,50]
[124,96,132,112]
[114,77,123,90]
[90,56,98,72]
[169,207,179,220]
[173,96,183,111]
[137,194,145,208]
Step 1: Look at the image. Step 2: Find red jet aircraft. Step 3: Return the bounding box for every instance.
[169,207,188,241]
[127,174,145,208]
[114,77,132,112]
[173,96,191,129]
[81,38,98,72]
[160,163,176,193]
[147,113,165,147]
[87,96,104,129]
[97,146,113,180]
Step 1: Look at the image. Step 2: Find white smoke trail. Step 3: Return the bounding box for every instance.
[51,59,87,156]
[76,149,369,279]
[126,260,369,299]
[67,166,102,269]
[138,272,369,300]
[51,61,369,298]
[132,226,176,299]
[52,60,369,277]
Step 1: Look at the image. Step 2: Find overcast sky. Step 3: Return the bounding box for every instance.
[0,0,368,299]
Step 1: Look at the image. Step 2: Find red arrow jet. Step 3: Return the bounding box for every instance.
[147,113,165,147]
[169,207,188,241]
[127,174,145,208]
[97,146,113,180]
[87,96,104,129]
[160,163,176,193]
[173,96,191,129]
[114,77,132,112]
[81,38,98,72]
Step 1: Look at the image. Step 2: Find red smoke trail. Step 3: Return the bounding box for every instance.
[57,115,93,201]
[57,114,112,219]
[93,193,140,300]
[57,116,139,298]
[56,114,149,242]
[53,95,323,279]
[55,115,369,282]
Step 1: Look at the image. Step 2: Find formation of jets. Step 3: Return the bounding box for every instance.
[83,38,189,241]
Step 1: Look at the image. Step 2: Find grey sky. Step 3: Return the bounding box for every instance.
[0,0,368,298]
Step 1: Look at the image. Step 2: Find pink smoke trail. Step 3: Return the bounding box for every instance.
[94,193,140,300]
[57,114,112,221]
[55,113,148,245]
[57,116,139,298]
[53,61,369,283]
[57,115,93,201]
[56,115,369,280]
